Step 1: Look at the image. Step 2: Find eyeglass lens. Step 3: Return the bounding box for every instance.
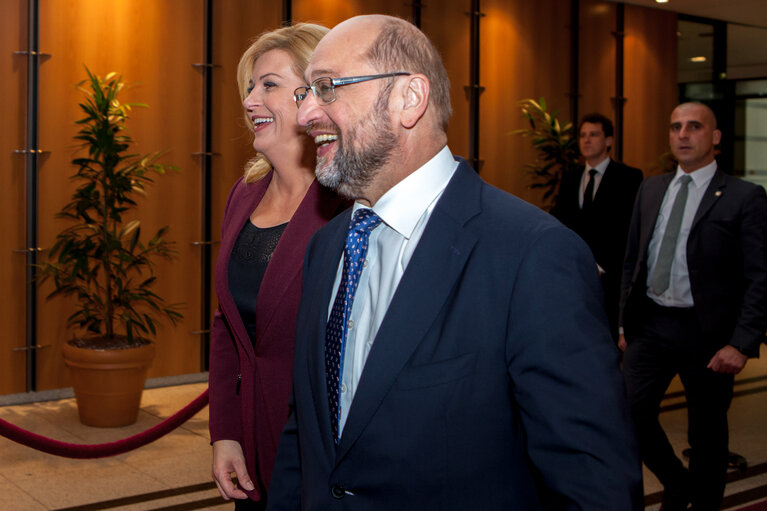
[313,78,334,103]
[293,87,309,107]
[293,78,333,108]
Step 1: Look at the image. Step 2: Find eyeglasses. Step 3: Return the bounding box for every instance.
[293,72,411,108]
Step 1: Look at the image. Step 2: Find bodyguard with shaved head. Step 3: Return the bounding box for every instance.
[268,15,642,510]
[620,102,767,510]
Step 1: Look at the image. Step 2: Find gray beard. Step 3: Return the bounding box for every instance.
[316,94,397,199]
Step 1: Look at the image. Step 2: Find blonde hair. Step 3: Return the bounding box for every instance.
[236,23,329,183]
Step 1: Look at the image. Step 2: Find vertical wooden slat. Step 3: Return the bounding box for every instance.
[467,0,482,171]
[197,0,214,370]
[23,0,44,393]
[569,0,580,127]
[614,3,625,161]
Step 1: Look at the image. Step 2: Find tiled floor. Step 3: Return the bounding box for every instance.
[0,381,226,511]
[0,347,766,510]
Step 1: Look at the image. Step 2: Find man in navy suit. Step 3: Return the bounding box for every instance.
[268,14,642,510]
[620,102,767,510]
[552,113,643,342]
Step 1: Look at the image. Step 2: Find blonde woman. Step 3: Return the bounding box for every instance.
[208,23,340,510]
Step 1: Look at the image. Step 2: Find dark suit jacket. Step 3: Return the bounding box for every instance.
[268,160,643,510]
[552,161,643,337]
[209,172,342,500]
[620,168,767,356]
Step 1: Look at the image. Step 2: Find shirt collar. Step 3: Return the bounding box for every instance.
[353,146,457,239]
[586,156,611,176]
[673,160,717,189]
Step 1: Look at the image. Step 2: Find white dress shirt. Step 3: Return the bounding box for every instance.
[579,156,611,208]
[646,161,717,307]
[331,146,458,434]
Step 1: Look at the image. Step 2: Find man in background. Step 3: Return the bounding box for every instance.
[553,113,643,342]
[620,102,767,510]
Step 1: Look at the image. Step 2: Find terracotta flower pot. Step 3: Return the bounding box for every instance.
[62,341,156,427]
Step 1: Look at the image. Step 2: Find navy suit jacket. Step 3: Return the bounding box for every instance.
[552,160,643,280]
[552,161,642,339]
[620,168,767,356]
[268,159,643,510]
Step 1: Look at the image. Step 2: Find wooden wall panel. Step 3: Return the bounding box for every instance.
[480,0,572,203]
[578,0,616,129]
[0,1,27,394]
[292,0,411,29]
[623,5,678,176]
[210,1,282,328]
[36,0,204,390]
[0,0,688,396]
[421,0,471,161]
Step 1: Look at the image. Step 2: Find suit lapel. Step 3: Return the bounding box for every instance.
[592,161,614,205]
[691,169,726,231]
[561,167,584,213]
[336,161,481,460]
[304,210,351,459]
[215,173,272,363]
[639,173,673,257]
[255,181,342,347]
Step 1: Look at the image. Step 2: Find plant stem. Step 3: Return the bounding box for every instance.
[101,92,114,340]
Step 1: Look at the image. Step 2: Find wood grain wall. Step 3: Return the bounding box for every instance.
[623,3,678,175]
[579,0,617,131]
[292,0,410,28]
[0,0,27,395]
[0,0,679,395]
[480,0,573,204]
[577,1,678,174]
[32,0,205,390]
[420,0,471,161]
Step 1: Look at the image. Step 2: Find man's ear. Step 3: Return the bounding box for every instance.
[399,74,430,129]
[713,129,722,146]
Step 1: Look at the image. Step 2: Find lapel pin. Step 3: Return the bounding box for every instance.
[715,190,722,197]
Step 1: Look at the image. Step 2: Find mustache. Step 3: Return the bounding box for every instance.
[305,121,338,136]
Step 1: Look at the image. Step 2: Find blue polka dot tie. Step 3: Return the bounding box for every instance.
[325,208,382,444]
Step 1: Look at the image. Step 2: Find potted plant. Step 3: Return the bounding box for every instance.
[512,97,579,211]
[39,68,182,427]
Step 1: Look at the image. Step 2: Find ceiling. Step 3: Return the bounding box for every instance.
[614,0,767,29]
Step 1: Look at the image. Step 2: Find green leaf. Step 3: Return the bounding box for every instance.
[511,97,577,211]
[37,65,184,344]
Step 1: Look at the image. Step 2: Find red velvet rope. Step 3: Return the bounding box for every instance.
[0,388,209,459]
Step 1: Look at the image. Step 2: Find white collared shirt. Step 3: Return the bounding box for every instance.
[331,146,458,435]
[646,161,717,307]
[579,156,611,208]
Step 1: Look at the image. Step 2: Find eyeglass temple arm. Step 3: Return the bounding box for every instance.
[332,73,410,86]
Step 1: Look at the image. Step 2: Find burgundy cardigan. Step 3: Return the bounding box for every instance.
[208,172,342,501]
